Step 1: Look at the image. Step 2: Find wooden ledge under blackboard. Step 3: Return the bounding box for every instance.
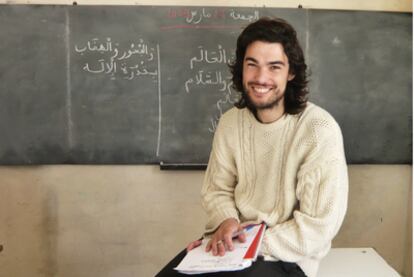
[159,161,207,170]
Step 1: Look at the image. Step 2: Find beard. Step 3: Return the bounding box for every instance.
[243,83,285,110]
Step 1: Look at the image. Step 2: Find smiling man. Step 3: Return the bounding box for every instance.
[242,40,294,121]
[157,18,348,277]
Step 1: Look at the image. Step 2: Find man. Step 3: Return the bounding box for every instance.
[157,17,348,277]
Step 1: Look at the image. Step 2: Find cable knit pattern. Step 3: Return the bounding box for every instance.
[201,102,348,277]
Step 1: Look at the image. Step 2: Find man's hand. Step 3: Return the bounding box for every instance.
[186,239,202,252]
[205,218,246,256]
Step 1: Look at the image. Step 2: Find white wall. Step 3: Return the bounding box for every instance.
[0,165,412,276]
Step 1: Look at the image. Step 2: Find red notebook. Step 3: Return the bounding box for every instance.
[243,223,266,261]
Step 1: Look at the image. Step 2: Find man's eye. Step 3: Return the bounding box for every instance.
[270,66,280,70]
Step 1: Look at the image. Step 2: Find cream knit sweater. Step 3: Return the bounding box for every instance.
[201,103,348,277]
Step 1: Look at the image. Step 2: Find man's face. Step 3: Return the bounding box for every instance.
[242,41,295,111]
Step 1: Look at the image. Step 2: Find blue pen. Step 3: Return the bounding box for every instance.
[231,224,255,238]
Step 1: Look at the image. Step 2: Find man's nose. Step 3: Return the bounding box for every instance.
[254,67,270,83]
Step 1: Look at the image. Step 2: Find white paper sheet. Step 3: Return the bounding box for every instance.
[174,224,262,274]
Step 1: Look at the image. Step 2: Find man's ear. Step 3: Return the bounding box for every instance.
[288,73,295,81]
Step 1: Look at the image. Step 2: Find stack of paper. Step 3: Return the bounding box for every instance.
[175,223,266,275]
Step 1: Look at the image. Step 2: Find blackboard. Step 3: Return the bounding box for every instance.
[0,5,411,165]
[0,6,68,164]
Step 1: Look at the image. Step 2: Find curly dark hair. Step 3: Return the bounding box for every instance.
[230,17,309,115]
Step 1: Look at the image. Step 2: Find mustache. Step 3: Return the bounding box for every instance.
[247,81,276,87]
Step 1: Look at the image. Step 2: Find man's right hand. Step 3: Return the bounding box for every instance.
[205,218,246,256]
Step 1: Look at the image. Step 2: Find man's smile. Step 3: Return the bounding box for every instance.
[249,83,275,95]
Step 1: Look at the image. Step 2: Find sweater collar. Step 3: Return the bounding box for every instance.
[246,108,291,131]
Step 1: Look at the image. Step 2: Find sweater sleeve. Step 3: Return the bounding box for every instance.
[261,114,349,262]
[201,114,240,234]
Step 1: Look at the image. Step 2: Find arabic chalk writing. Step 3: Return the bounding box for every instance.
[184,44,238,133]
[209,93,238,133]
[184,70,232,94]
[166,7,259,25]
[229,9,259,22]
[74,37,158,81]
[185,44,234,93]
[189,45,229,69]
